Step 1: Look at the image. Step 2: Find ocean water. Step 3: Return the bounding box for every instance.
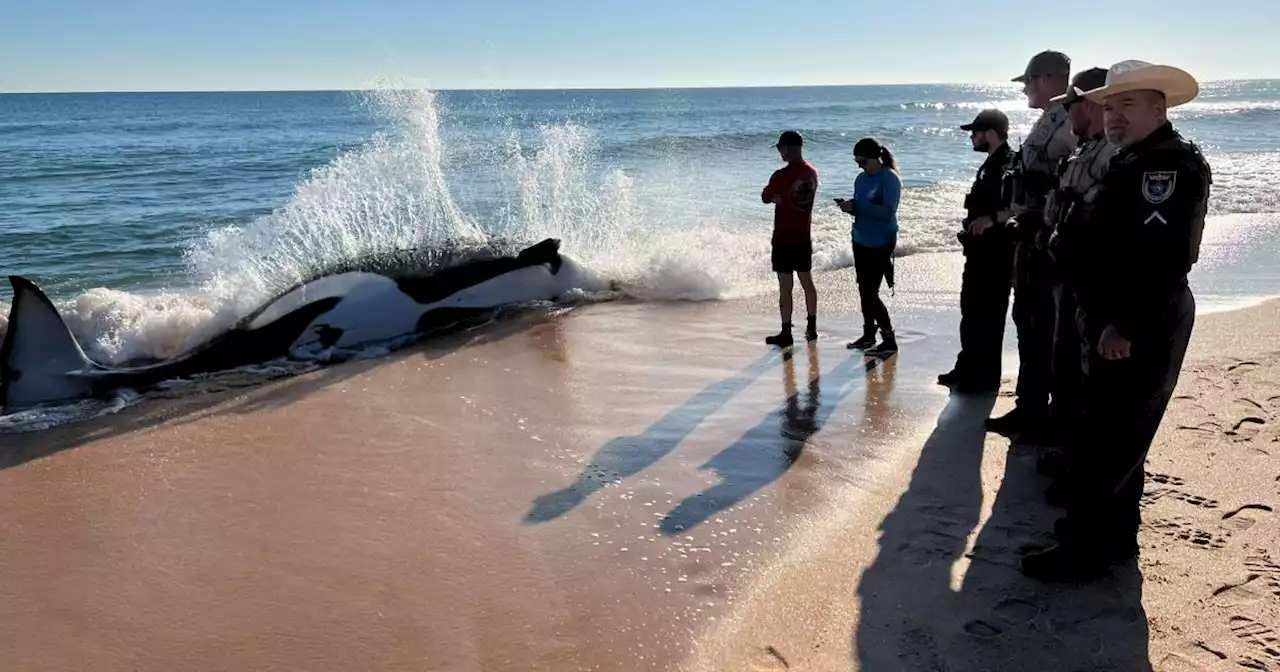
[2,82,1279,370]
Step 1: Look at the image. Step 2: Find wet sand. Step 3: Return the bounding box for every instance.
[1,254,1276,671]
[0,252,958,671]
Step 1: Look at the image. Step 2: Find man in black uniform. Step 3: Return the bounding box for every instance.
[939,109,1016,393]
[1038,67,1118,496]
[986,50,1075,441]
[1022,60,1211,581]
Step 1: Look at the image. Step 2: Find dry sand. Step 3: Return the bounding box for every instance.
[0,260,1276,671]
[687,299,1280,672]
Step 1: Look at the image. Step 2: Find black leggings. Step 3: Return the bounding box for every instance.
[853,242,894,332]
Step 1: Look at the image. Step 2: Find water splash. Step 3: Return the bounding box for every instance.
[186,88,486,320]
[3,85,963,369]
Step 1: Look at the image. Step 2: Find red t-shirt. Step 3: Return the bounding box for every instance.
[762,160,819,245]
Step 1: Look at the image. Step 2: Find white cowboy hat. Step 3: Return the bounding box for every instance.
[1081,59,1200,107]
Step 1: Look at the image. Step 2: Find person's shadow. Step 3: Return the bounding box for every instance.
[853,392,1152,671]
[523,350,785,525]
[657,349,888,536]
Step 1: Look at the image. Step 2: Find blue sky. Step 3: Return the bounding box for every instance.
[2,0,1276,92]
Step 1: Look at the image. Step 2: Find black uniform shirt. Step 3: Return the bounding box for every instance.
[1066,122,1212,342]
[963,142,1016,228]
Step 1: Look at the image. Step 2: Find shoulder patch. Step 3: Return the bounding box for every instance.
[1142,171,1177,204]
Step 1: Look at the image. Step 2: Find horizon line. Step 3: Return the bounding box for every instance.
[3,76,1276,96]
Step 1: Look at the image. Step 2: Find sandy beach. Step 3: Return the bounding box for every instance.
[1,253,1277,671]
[687,296,1280,672]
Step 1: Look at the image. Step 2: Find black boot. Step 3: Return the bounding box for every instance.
[805,316,818,342]
[865,329,898,357]
[846,325,876,350]
[766,322,794,348]
[1022,524,1139,582]
[1020,543,1115,582]
[985,405,1046,435]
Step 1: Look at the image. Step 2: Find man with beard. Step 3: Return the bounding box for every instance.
[1022,60,1211,581]
[939,109,1016,393]
[986,49,1077,443]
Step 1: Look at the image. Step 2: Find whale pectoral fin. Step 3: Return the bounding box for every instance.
[243,296,345,350]
[1,275,103,410]
[518,238,563,274]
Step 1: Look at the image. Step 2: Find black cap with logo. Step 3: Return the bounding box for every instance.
[960,109,1010,135]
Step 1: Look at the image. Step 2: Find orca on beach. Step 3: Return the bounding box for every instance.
[1,238,599,412]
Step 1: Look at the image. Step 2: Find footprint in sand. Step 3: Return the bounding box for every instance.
[1148,472,1188,487]
[1227,417,1269,441]
[747,645,791,670]
[1178,421,1224,435]
[1143,517,1230,550]
[1222,504,1275,532]
[961,619,1003,639]
[1210,576,1266,608]
[1230,616,1280,669]
[1227,360,1261,374]
[1143,488,1221,510]
[1243,554,1280,599]
[1237,398,1267,411]
[988,597,1042,627]
[1159,641,1233,671]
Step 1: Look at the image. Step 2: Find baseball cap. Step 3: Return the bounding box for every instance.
[1013,50,1071,83]
[1051,67,1109,105]
[775,130,804,147]
[960,109,1009,135]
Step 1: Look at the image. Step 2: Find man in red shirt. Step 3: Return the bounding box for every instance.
[761,130,820,347]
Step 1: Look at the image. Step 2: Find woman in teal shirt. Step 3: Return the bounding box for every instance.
[837,137,901,355]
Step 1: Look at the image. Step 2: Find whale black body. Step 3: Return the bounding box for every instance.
[1,238,599,412]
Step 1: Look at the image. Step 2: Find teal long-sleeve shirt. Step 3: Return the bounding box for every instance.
[850,168,901,249]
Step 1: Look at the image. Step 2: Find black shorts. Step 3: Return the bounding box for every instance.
[772,242,813,274]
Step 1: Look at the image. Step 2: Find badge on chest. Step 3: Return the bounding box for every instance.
[1142,171,1177,204]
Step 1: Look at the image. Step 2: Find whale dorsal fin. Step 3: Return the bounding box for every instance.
[1,276,102,410]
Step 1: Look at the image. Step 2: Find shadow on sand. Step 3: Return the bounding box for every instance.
[0,309,558,472]
[854,393,1152,671]
[523,348,790,525]
[657,348,890,536]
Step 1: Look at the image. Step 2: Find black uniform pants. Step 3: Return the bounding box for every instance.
[1058,286,1196,549]
[1011,213,1056,415]
[1049,283,1083,437]
[953,236,1014,386]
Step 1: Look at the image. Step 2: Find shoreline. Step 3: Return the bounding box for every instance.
[0,258,1275,671]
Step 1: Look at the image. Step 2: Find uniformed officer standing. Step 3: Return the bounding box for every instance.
[939,109,1016,393]
[1022,60,1211,581]
[1037,67,1119,495]
[986,50,1076,440]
